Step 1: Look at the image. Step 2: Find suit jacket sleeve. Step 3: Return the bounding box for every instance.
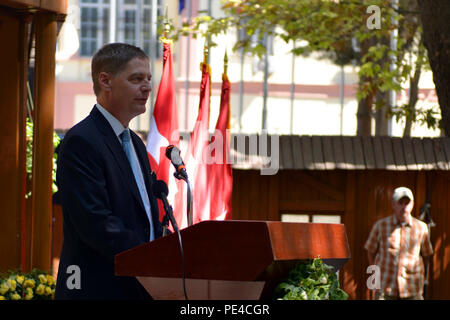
[57,134,142,262]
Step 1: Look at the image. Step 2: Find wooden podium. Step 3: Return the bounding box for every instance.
[115,220,350,300]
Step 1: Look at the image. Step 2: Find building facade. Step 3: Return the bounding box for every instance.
[54,0,440,138]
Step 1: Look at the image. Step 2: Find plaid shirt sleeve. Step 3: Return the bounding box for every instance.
[364,220,380,254]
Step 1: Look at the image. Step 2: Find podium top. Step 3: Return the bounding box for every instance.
[115,220,350,281]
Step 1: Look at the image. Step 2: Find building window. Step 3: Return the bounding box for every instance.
[80,0,110,56]
[80,0,161,58]
[281,213,342,224]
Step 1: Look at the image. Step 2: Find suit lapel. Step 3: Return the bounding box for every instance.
[90,106,146,214]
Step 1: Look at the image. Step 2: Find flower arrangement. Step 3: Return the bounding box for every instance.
[274,257,348,300]
[0,269,56,300]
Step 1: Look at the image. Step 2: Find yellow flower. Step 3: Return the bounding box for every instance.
[0,296,5,300]
[36,283,45,295]
[0,283,8,295]
[38,274,47,284]
[8,279,17,291]
[11,293,21,300]
[44,286,52,296]
[16,276,25,285]
[24,279,35,289]
[46,275,55,286]
[25,290,33,300]
[24,287,34,300]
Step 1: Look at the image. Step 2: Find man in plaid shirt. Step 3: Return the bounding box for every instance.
[365,187,433,300]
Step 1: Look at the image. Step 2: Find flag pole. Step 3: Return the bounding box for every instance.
[203,37,209,66]
[184,0,192,131]
[161,6,171,44]
[224,48,228,76]
[149,0,158,116]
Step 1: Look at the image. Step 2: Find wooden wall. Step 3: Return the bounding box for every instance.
[232,169,450,299]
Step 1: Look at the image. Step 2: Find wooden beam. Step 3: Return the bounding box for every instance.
[30,11,57,272]
[18,13,32,272]
[40,0,67,14]
[0,0,39,10]
[0,8,24,273]
[0,1,67,14]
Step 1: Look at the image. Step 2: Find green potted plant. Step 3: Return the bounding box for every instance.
[274,257,348,300]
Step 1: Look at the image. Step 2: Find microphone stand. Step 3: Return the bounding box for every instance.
[159,192,188,300]
[161,209,170,237]
[174,171,193,227]
[186,179,193,226]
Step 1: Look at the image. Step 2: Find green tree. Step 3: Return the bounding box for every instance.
[417,0,450,135]
[167,0,439,136]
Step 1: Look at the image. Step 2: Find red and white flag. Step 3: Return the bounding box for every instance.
[208,70,233,220]
[147,42,183,223]
[176,61,212,228]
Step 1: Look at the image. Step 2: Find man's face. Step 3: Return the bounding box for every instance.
[392,197,414,223]
[108,57,151,123]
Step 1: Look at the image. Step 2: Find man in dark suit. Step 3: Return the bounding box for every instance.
[55,43,164,300]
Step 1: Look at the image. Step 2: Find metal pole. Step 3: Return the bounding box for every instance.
[388,0,399,136]
[149,0,157,116]
[136,0,143,131]
[290,41,295,134]
[207,0,212,65]
[184,0,192,131]
[340,64,345,135]
[238,47,244,131]
[109,0,117,43]
[136,0,142,48]
[261,33,269,131]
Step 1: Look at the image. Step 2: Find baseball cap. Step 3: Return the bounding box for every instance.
[392,187,414,202]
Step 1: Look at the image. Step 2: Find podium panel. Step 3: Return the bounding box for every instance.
[137,277,265,300]
[115,220,351,300]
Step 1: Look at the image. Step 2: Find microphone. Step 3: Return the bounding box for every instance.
[153,179,179,231]
[166,145,188,181]
[153,179,169,198]
[165,145,193,227]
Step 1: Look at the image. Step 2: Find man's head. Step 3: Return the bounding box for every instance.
[92,43,151,127]
[392,187,414,223]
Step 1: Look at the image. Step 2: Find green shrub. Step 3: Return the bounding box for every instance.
[274,257,348,300]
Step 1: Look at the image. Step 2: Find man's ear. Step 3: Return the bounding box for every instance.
[98,72,112,92]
